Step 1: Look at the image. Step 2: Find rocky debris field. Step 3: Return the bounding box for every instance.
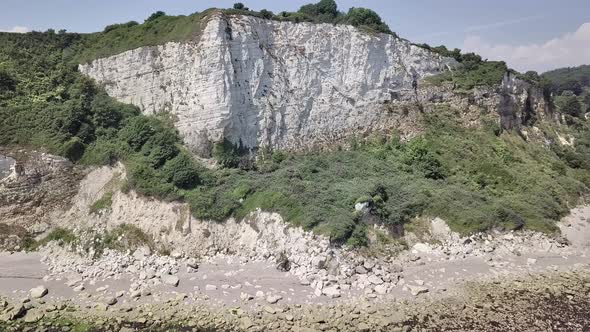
[0,202,589,330]
[0,269,589,331]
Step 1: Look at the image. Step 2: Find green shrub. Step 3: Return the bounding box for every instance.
[556,93,583,117]
[299,0,338,18]
[162,151,201,189]
[126,158,179,201]
[118,117,158,151]
[346,224,368,247]
[343,7,392,34]
[91,92,138,129]
[80,138,124,165]
[186,188,241,221]
[61,137,86,161]
[427,61,508,90]
[401,138,446,179]
[321,219,355,245]
[140,131,180,167]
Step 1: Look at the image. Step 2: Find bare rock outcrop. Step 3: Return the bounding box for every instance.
[80,13,553,154]
[80,12,455,153]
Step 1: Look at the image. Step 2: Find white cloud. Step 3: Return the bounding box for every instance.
[465,15,545,33]
[463,22,590,73]
[0,26,30,33]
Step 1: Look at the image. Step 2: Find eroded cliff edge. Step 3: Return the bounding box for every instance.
[80,12,457,154]
[80,12,553,155]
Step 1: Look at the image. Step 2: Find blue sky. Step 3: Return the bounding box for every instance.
[2,1,589,72]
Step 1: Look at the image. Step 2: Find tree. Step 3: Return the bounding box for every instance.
[343,7,392,34]
[561,94,582,118]
[145,11,166,22]
[523,71,540,82]
[233,3,245,10]
[315,0,338,17]
[460,52,483,69]
[299,0,338,19]
[260,9,273,19]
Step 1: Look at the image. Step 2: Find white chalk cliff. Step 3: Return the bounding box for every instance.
[80,12,455,153]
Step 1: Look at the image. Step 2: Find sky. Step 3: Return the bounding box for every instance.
[1,0,589,72]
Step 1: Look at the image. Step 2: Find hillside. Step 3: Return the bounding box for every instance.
[1,2,590,247]
[542,65,590,120]
[1,2,590,331]
[543,64,590,96]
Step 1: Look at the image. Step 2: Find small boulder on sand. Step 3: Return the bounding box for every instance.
[29,286,48,299]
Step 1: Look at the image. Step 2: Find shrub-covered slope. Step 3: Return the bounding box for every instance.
[543,65,590,96]
[1,2,589,246]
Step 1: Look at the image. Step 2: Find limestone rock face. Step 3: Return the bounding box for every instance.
[80,12,454,153]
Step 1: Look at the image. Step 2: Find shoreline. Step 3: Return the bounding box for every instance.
[1,268,589,331]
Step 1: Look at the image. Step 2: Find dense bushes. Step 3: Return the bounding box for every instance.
[145,11,166,22]
[212,139,242,168]
[422,44,508,90]
[556,92,583,118]
[179,107,588,242]
[298,0,339,21]
[103,21,139,33]
[162,151,201,189]
[542,65,590,96]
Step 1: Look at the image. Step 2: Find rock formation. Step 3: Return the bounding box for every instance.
[81,12,553,155]
[80,12,455,154]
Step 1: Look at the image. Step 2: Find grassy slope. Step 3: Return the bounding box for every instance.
[74,1,395,63]
[74,11,212,64]
[542,64,590,95]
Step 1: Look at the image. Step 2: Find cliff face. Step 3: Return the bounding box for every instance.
[80,12,550,154]
[80,12,455,154]
[416,73,553,133]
